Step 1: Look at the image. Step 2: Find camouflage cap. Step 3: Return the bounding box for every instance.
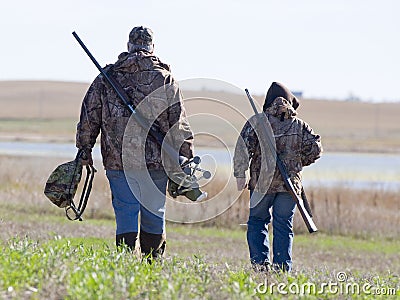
[128,26,154,53]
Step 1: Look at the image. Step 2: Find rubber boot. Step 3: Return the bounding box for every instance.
[139,231,166,262]
[116,232,138,251]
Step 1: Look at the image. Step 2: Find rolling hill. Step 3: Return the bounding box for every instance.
[0,80,399,152]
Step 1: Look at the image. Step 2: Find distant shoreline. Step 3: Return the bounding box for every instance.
[0,135,398,154]
[0,80,399,153]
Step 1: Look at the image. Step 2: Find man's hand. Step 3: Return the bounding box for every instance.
[236,177,247,191]
[80,149,93,166]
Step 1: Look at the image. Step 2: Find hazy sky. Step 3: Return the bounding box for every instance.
[1,0,399,101]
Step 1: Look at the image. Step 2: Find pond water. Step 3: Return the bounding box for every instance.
[1,142,399,190]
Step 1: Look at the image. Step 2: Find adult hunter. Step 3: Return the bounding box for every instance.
[234,82,322,272]
[76,26,194,259]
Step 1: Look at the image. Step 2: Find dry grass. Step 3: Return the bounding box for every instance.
[303,186,400,238]
[1,155,399,300]
[1,80,400,151]
[1,82,399,299]
[0,155,114,241]
[198,179,400,239]
[1,155,398,241]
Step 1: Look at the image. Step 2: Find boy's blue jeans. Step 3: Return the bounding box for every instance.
[247,191,296,272]
[106,169,168,235]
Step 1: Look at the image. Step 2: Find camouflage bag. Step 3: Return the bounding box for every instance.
[44,150,96,221]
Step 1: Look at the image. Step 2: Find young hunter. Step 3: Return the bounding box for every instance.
[234,82,322,272]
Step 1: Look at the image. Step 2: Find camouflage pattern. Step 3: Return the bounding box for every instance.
[76,49,193,170]
[234,96,322,195]
[44,158,82,208]
[128,26,153,53]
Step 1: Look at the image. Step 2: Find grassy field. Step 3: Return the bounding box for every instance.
[0,155,399,299]
[1,81,399,298]
[1,226,399,299]
[1,81,400,152]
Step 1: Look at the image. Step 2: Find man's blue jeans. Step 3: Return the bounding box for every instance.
[247,191,296,271]
[106,169,168,235]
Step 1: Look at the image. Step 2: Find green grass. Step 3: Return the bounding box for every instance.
[0,155,399,299]
[0,236,398,299]
[0,237,234,299]
[295,234,400,255]
[1,216,399,299]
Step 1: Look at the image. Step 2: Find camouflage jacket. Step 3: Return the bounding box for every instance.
[233,97,322,194]
[76,50,193,170]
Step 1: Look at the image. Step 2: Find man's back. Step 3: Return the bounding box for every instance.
[76,50,193,170]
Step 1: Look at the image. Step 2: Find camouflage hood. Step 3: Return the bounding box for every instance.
[114,50,171,74]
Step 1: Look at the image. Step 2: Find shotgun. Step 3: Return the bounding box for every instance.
[72,31,208,201]
[245,88,317,233]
